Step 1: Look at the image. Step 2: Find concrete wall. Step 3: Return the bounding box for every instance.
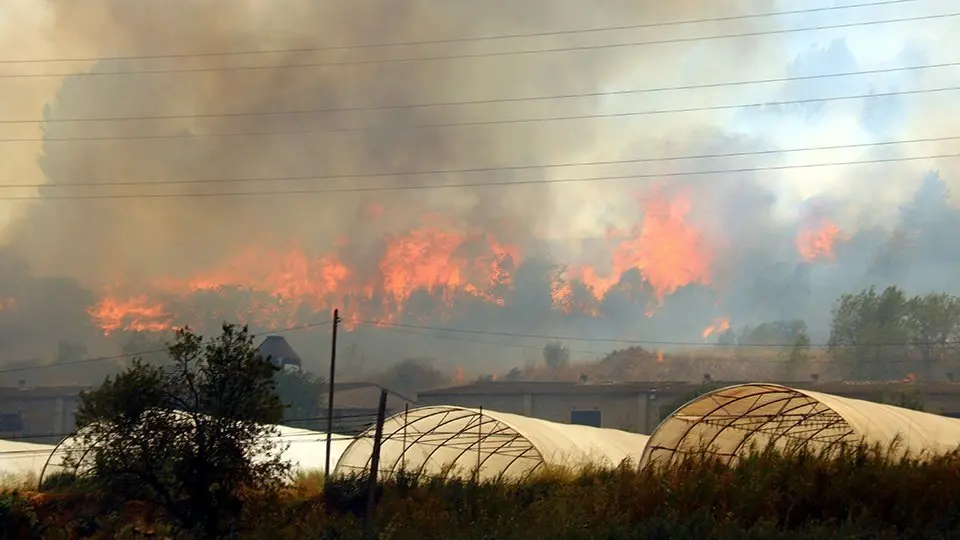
[418,390,679,434]
[0,395,79,443]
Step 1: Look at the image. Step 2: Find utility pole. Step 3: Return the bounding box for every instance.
[324,308,341,481]
[364,389,389,536]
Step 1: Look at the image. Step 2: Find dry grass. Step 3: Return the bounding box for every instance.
[9,442,960,539]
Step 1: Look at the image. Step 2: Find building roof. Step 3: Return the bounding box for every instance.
[257,336,302,368]
[327,382,417,409]
[418,381,697,397]
[418,380,960,398]
[0,386,90,399]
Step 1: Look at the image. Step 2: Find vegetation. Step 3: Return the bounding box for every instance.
[543,341,571,371]
[64,324,289,537]
[375,357,447,396]
[829,286,960,380]
[273,368,327,429]
[8,442,960,538]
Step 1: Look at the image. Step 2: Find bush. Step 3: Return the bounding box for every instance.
[12,442,960,538]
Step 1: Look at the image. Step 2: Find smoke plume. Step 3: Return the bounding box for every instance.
[0,0,958,379]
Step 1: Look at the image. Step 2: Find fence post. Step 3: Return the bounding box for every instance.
[364,389,389,536]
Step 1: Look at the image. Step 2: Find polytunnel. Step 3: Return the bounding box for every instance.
[0,439,56,479]
[334,405,650,481]
[37,410,355,487]
[641,383,960,468]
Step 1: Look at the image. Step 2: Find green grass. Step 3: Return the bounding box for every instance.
[9,442,960,539]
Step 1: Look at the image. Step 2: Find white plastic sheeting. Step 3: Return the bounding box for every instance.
[274,425,353,474]
[37,416,355,484]
[334,405,650,481]
[642,383,960,468]
[0,439,56,480]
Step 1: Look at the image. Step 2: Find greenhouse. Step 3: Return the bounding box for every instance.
[641,383,960,468]
[334,405,650,481]
[36,414,354,486]
[0,439,57,479]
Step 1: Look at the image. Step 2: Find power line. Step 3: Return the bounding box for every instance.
[5,85,958,143]
[377,324,938,365]
[357,319,960,349]
[2,62,954,126]
[4,134,955,191]
[3,151,957,201]
[0,0,921,66]
[1,10,955,79]
[0,319,332,374]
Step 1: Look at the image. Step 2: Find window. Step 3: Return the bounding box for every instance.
[0,412,24,432]
[570,409,601,428]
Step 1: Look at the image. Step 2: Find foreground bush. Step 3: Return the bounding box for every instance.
[17,442,960,539]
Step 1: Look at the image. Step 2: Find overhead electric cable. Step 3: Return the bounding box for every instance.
[0,0,921,65]
[0,61,954,125]
[0,152,956,201]
[0,10,955,78]
[2,134,954,190]
[3,85,958,143]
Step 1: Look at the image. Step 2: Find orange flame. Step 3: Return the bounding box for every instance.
[796,220,843,262]
[85,189,717,336]
[702,316,731,339]
[558,189,712,312]
[88,224,520,335]
[87,295,172,336]
[656,350,664,364]
[0,297,15,312]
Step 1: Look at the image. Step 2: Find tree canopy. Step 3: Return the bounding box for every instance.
[829,286,960,380]
[67,324,289,537]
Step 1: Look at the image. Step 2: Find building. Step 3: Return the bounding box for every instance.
[0,385,88,443]
[418,380,960,435]
[256,335,302,370]
[321,382,417,433]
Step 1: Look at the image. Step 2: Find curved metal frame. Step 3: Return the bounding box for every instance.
[334,405,567,480]
[640,383,860,468]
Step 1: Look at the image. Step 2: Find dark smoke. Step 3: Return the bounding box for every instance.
[1,1,958,381]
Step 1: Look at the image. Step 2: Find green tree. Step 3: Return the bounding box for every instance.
[274,369,327,429]
[543,341,570,371]
[67,324,289,537]
[738,319,808,346]
[377,357,447,396]
[829,286,911,380]
[903,293,960,379]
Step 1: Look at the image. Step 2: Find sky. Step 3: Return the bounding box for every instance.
[0,0,958,374]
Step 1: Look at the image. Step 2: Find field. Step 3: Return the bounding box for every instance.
[4,442,960,539]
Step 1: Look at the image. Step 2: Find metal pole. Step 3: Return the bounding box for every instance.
[324,309,341,481]
[476,406,483,481]
[401,403,409,472]
[364,389,389,536]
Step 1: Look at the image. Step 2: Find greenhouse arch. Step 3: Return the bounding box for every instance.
[641,383,960,468]
[334,405,650,481]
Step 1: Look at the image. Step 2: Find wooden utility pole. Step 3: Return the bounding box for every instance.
[364,389,389,536]
[324,308,341,481]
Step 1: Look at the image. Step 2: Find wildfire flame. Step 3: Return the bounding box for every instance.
[553,189,712,313]
[702,316,731,339]
[796,219,843,262]
[0,297,15,312]
[87,225,520,336]
[87,295,173,336]
[84,189,719,337]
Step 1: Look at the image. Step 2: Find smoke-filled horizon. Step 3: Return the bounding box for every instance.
[0,0,959,377]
